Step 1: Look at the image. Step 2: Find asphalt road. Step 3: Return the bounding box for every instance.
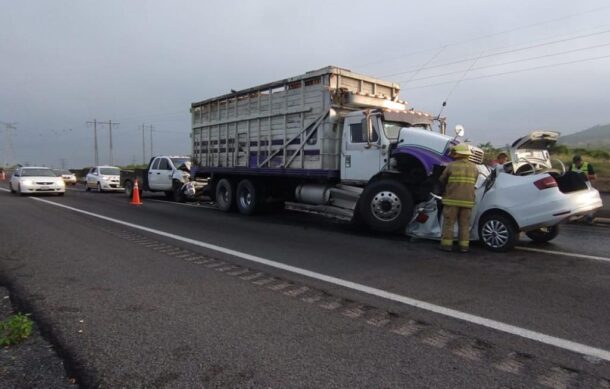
[0,184,609,388]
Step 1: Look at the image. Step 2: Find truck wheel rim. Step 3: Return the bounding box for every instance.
[239,189,252,208]
[481,220,509,248]
[370,191,401,222]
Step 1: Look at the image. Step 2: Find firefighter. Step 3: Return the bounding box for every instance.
[439,144,479,253]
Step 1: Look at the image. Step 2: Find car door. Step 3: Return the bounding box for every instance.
[147,158,162,190]
[149,158,173,190]
[86,168,97,188]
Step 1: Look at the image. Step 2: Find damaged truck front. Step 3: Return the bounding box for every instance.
[191,66,481,232]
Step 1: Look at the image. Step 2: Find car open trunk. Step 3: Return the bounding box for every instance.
[549,171,589,193]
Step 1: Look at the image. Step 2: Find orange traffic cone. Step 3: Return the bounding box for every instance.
[130,179,143,205]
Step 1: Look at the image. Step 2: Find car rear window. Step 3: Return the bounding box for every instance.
[100,168,120,175]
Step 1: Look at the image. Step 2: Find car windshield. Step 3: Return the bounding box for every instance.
[21,169,56,177]
[100,168,120,175]
[170,158,190,167]
[54,169,72,175]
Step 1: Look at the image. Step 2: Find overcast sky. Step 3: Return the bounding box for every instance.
[1,0,609,168]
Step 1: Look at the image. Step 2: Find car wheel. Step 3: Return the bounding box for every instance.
[236,179,262,215]
[525,225,559,243]
[97,182,103,193]
[9,182,15,194]
[85,182,91,192]
[170,180,186,203]
[17,184,24,196]
[359,179,413,232]
[215,178,235,212]
[478,212,517,252]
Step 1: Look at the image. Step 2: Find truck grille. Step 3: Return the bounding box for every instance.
[468,146,484,165]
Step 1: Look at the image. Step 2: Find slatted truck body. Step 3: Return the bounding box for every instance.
[191,66,480,231]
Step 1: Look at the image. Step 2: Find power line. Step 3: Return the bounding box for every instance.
[382,28,610,79]
[358,4,610,70]
[401,41,610,83]
[406,53,610,90]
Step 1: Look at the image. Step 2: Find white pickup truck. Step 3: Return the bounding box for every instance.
[120,156,199,202]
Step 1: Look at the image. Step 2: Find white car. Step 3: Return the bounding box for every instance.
[9,167,66,196]
[85,166,123,192]
[407,131,603,251]
[53,169,77,185]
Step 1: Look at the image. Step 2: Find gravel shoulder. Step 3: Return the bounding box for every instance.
[0,286,75,389]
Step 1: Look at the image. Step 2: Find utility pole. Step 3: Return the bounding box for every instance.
[141,123,146,164]
[149,125,154,158]
[107,120,119,165]
[0,121,17,167]
[86,119,99,166]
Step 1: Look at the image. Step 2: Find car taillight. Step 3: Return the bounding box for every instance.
[533,176,557,190]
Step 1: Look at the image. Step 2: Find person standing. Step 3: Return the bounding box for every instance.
[490,152,508,167]
[439,144,479,253]
[569,154,597,223]
[569,155,596,182]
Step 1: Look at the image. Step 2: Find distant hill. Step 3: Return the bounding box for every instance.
[558,124,610,149]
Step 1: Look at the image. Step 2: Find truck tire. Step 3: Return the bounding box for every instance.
[478,212,517,252]
[215,178,235,212]
[171,180,186,203]
[525,225,559,243]
[236,179,261,215]
[124,180,134,198]
[359,179,413,232]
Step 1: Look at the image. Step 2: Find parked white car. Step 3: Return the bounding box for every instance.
[9,167,65,196]
[407,131,603,251]
[53,169,77,185]
[85,166,123,192]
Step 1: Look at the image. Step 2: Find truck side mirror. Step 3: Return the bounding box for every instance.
[361,117,372,148]
[454,125,465,137]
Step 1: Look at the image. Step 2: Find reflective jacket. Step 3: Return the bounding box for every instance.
[569,161,594,180]
[439,158,479,208]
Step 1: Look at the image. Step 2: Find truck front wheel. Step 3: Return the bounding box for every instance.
[215,178,235,212]
[359,179,413,232]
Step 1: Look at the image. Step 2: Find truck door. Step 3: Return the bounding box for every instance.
[341,116,383,182]
[149,157,173,190]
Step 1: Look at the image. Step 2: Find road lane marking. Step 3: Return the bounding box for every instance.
[516,246,610,263]
[3,189,610,362]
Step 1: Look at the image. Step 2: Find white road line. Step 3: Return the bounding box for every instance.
[516,246,610,263]
[1,190,607,362]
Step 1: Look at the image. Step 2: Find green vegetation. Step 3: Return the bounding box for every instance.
[0,313,33,346]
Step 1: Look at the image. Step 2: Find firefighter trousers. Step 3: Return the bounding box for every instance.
[441,206,472,249]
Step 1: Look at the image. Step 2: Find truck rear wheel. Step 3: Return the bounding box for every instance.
[359,179,413,232]
[215,178,235,212]
[236,179,262,215]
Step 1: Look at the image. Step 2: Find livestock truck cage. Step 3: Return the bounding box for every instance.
[190,66,437,178]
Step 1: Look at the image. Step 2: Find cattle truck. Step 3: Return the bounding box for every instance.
[190,66,482,232]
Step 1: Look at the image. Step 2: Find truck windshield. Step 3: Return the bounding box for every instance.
[383,122,428,140]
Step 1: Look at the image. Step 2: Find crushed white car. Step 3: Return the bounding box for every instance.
[407,131,603,251]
